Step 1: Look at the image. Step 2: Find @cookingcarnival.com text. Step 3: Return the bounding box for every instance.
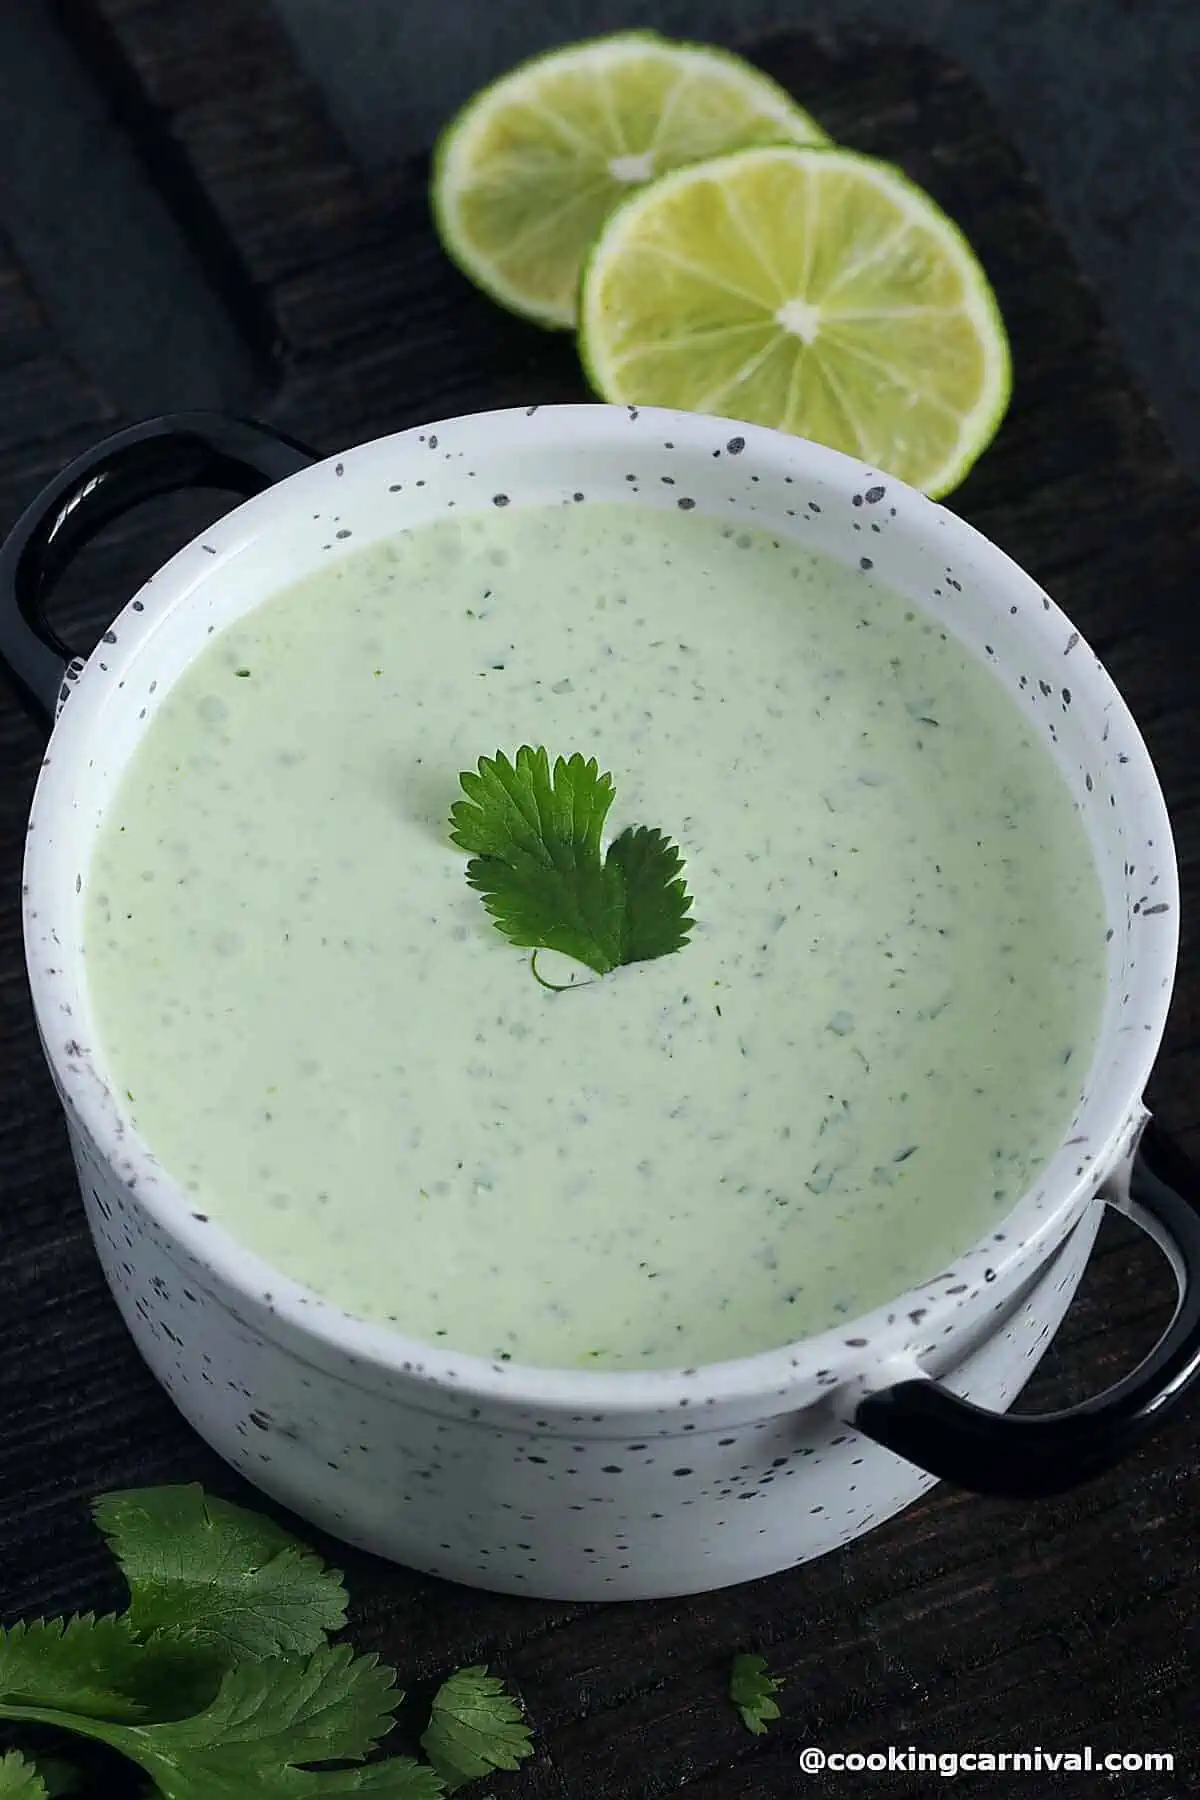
[797,1745,1174,1777]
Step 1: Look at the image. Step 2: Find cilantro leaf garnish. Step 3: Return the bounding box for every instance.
[449,747,693,980]
[93,1484,348,1663]
[420,1666,533,1792]
[0,1616,150,1725]
[0,1749,51,1799]
[729,1652,783,1736]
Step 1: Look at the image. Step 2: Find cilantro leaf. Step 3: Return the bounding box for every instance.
[605,825,693,965]
[143,1644,396,1767]
[450,746,615,866]
[108,1626,229,1726]
[0,1491,452,1798]
[0,1749,50,1799]
[0,1618,149,1725]
[729,1652,783,1736]
[449,747,693,979]
[7,1645,439,1799]
[420,1666,533,1792]
[21,1759,80,1800]
[313,1770,442,1796]
[451,749,623,975]
[0,1612,228,1752]
[92,1485,348,1663]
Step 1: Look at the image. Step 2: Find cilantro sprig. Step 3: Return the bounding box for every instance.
[729,1652,784,1736]
[0,1485,532,1798]
[92,1485,348,1665]
[449,747,694,983]
[421,1668,533,1792]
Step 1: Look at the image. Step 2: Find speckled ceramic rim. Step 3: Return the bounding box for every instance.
[23,404,1179,1413]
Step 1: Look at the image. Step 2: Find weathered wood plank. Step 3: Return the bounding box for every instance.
[0,10,1197,1799]
[0,234,117,452]
[76,0,370,293]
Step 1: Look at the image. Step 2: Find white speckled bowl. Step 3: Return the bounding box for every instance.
[2,406,1197,1601]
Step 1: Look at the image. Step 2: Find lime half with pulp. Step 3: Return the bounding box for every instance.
[432,33,827,329]
[579,144,1012,496]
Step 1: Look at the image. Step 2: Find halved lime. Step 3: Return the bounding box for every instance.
[432,33,827,330]
[579,144,1012,496]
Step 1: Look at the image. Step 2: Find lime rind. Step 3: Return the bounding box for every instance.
[431,33,828,331]
[578,143,1012,497]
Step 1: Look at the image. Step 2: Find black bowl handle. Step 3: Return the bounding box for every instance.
[854,1120,1200,1497]
[0,412,318,730]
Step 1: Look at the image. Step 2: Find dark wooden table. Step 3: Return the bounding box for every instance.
[1,5,1198,1796]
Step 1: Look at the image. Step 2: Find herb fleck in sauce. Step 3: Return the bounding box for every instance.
[85,505,1106,1369]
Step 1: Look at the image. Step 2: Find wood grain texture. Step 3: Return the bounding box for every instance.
[1,6,1198,1795]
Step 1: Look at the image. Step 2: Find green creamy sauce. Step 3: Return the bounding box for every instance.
[85,503,1107,1369]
